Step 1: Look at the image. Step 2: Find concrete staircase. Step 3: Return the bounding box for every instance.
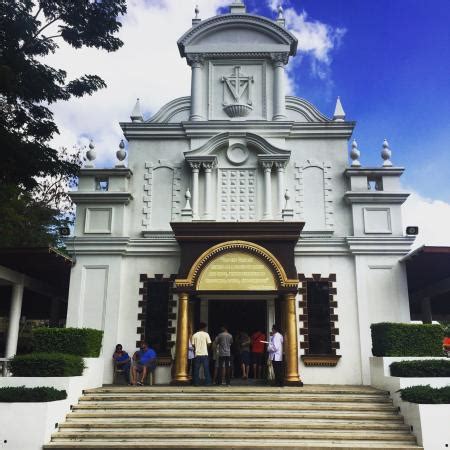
[44,385,422,449]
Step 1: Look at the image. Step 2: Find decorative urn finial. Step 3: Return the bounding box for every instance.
[350,139,361,167]
[116,139,127,167]
[85,139,96,167]
[381,139,393,167]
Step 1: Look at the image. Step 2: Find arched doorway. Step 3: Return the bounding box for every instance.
[172,239,302,386]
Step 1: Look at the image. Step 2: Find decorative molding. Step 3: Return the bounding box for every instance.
[294,160,334,231]
[346,236,415,255]
[344,191,410,204]
[219,169,256,221]
[78,168,133,178]
[147,97,191,124]
[142,160,182,231]
[286,97,331,123]
[301,355,341,367]
[298,273,340,359]
[70,192,132,205]
[177,14,297,57]
[176,240,299,289]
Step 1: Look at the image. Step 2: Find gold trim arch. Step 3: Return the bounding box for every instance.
[175,240,298,289]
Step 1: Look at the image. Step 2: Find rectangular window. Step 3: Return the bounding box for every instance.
[145,280,170,356]
[306,281,332,354]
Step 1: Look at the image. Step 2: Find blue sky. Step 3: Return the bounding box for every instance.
[239,0,450,201]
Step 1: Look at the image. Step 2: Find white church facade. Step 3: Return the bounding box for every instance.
[67,1,414,386]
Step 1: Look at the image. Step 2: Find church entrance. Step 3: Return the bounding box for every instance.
[171,224,304,386]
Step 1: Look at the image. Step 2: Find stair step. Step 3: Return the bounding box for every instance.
[85,386,388,395]
[60,419,410,430]
[51,430,416,441]
[44,439,422,449]
[67,410,404,420]
[79,394,391,403]
[72,402,398,411]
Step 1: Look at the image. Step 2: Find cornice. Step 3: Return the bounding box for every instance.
[344,167,405,177]
[178,13,297,58]
[344,191,410,204]
[295,237,349,256]
[78,168,133,178]
[346,236,415,255]
[69,192,133,204]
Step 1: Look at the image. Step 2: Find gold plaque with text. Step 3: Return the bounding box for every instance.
[196,251,277,290]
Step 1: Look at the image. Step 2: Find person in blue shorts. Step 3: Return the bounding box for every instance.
[131,342,157,386]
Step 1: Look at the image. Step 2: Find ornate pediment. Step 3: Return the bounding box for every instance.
[184,132,291,160]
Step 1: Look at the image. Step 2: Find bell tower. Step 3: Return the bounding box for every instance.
[177,1,297,121]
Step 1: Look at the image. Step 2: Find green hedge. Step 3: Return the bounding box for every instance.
[10,353,85,377]
[371,323,444,356]
[33,328,103,357]
[390,359,450,377]
[0,386,67,402]
[400,385,450,404]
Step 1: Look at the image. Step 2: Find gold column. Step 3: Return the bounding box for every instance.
[173,292,189,384]
[284,292,302,384]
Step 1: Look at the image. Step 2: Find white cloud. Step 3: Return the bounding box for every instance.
[402,192,450,248]
[266,2,346,88]
[46,0,229,164]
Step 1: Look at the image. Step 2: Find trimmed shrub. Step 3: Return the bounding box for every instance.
[0,386,67,402]
[10,353,85,377]
[33,328,103,357]
[390,359,450,377]
[400,385,450,404]
[371,323,444,356]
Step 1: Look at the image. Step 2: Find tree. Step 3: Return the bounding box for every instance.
[0,0,127,247]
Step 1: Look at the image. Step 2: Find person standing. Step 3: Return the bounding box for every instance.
[268,324,284,387]
[238,330,251,379]
[214,326,233,386]
[192,322,212,386]
[251,329,266,379]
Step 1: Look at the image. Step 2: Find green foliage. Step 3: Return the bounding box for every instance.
[400,385,450,404]
[0,386,67,402]
[390,359,450,377]
[10,353,85,377]
[33,327,103,357]
[0,0,126,246]
[371,323,444,356]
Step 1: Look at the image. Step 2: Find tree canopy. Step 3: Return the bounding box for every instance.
[0,0,127,247]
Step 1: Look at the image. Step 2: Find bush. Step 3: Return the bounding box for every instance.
[33,328,103,357]
[371,323,444,356]
[0,386,67,402]
[400,385,450,404]
[10,353,85,377]
[390,359,450,377]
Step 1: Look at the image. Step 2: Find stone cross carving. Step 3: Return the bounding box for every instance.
[221,66,254,117]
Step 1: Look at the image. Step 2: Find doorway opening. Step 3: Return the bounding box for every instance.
[208,299,267,339]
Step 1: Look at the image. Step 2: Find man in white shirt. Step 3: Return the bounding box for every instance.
[268,324,284,387]
[191,322,212,386]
